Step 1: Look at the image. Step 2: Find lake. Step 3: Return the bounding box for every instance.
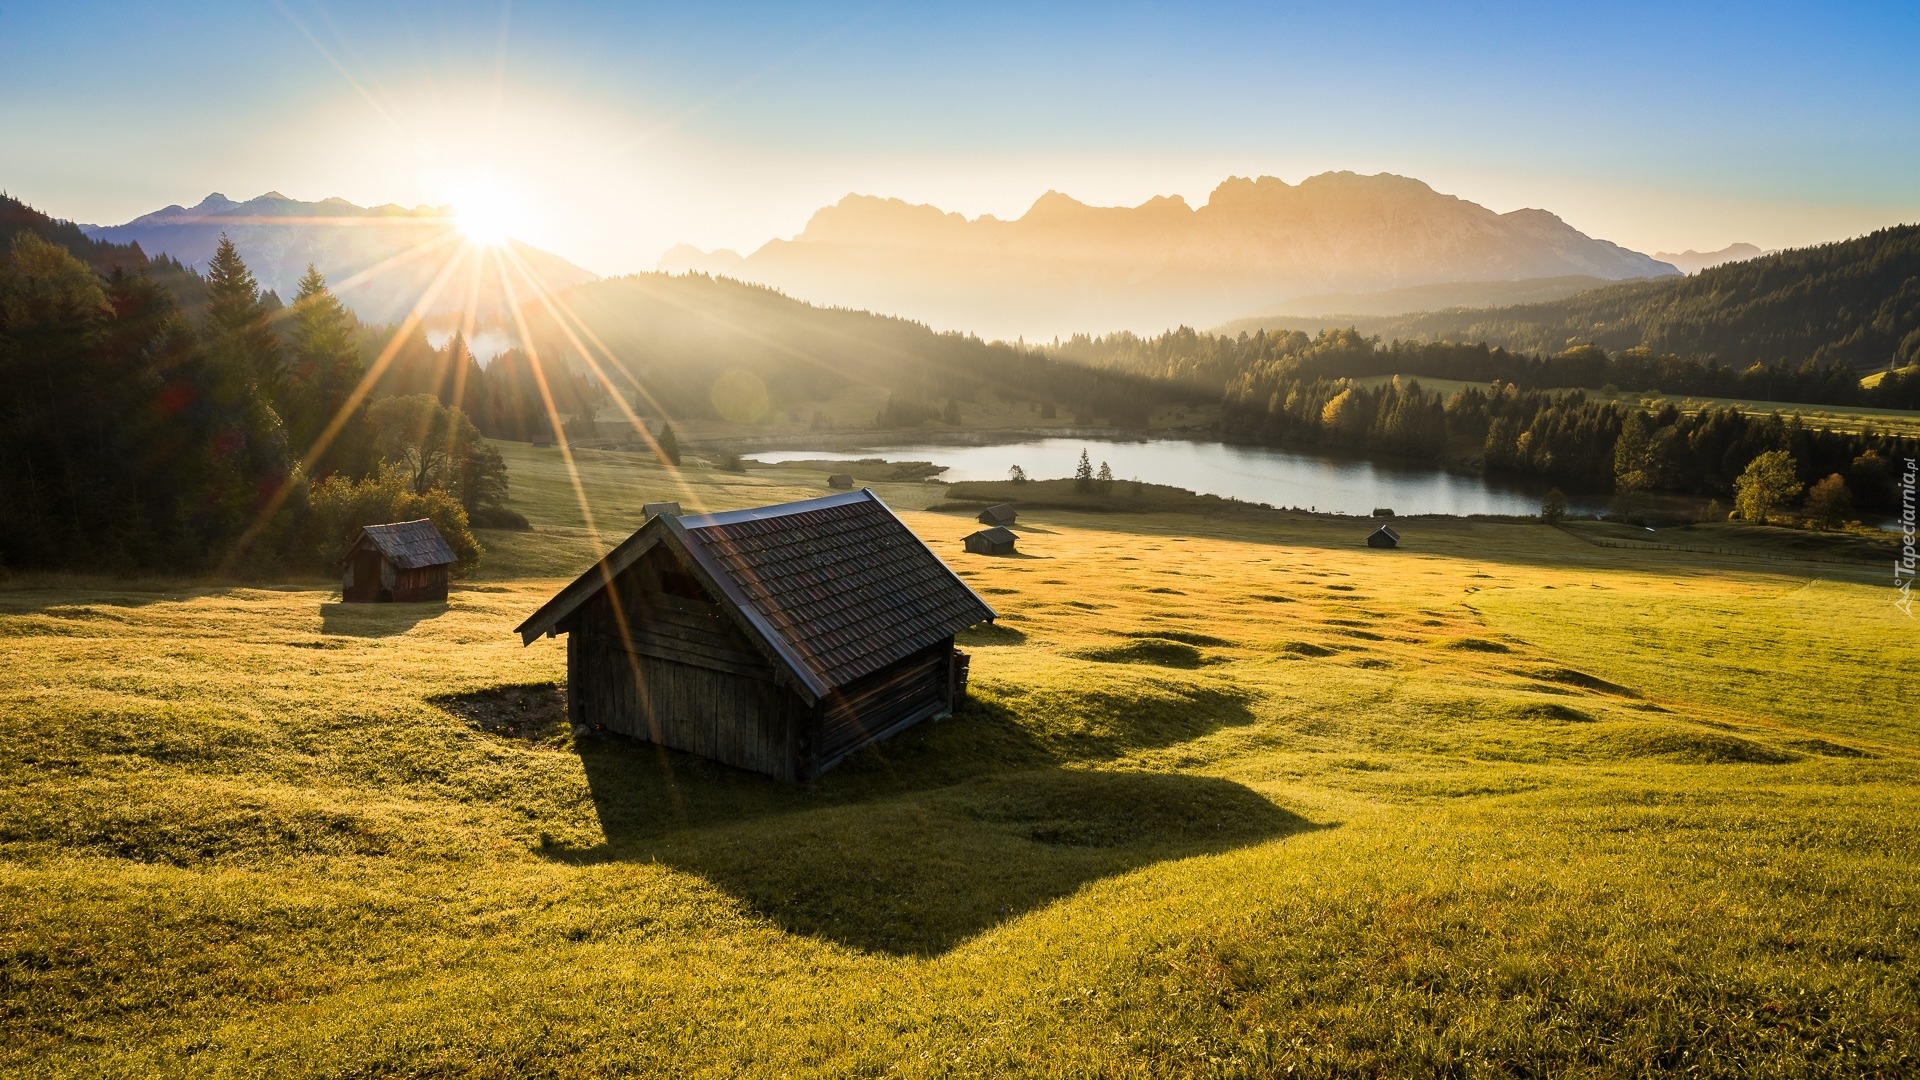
[755,437,1607,518]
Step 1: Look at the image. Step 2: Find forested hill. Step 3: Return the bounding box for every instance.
[520,272,1189,428]
[3,193,205,306]
[1260,225,1920,371]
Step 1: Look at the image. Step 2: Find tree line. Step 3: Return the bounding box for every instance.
[1058,325,1920,409]
[1220,352,1916,514]
[0,207,518,574]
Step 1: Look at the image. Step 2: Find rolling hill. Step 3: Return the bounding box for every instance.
[661,172,1677,340]
[1253,224,1920,370]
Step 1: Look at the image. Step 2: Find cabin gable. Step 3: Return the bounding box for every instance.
[518,490,996,782]
[568,545,806,779]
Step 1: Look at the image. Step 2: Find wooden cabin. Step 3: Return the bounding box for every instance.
[1367,524,1401,549]
[827,473,854,489]
[977,504,1018,527]
[642,501,682,520]
[514,490,996,782]
[342,520,456,603]
[964,526,1018,556]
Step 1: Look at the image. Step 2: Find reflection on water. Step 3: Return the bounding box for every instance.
[758,437,1607,518]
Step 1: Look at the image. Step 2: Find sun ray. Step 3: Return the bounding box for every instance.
[492,245,602,549]
[219,235,478,571]
[322,226,466,299]
[495,244,711,511]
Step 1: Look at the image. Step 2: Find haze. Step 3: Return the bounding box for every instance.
[4,0,1919,284]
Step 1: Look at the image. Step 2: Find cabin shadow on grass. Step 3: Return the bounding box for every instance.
[319,599,447,637]
[521,677,1313,956]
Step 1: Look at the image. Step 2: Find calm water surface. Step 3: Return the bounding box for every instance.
[757,438,1605,518]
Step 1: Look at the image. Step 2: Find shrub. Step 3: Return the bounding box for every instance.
[307,464,482,574]
[468,506,531,531]
[1540,487,1567,524]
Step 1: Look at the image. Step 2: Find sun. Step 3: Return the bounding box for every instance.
[450,181,525,246]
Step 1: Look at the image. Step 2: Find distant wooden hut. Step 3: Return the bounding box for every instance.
[342,520,456,603]
[642,501,682,520]
[964,526,1018,555]
[1367,524,1401,549]
[531,431,554,448]
[977,503,1018,527]
[827,473,854,489]
[514,490,995,781]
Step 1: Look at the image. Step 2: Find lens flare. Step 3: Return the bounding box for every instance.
[451,181,524,246]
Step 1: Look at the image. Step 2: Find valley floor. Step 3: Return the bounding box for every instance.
[2,445,1915,1077]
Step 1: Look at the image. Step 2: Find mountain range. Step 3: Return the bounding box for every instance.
[1653,242,1774,275]
[660,172,1679,340]
[83,192,596,325]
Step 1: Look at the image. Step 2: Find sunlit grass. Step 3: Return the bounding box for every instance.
[2,447,1915,1076]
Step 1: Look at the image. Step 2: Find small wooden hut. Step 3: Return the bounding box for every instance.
[1367,524,1401,549]
[342,520,456,603]
[827,473,854,489]
[964,526,1018,555]
[514,490,995,781]
[977,504,1018,527]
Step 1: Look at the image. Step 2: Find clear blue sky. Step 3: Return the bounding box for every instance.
[3,0,1917,273]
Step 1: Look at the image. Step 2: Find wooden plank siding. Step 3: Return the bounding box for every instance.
[520,493,994,782]
[813,641,952,772]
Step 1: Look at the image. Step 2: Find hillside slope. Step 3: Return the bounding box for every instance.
[521,272,1187,427]
[1261,224,1920,370]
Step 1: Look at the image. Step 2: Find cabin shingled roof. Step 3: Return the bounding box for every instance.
[514,490,995,700]
[355,519,457,569]
[968,526,1017,545]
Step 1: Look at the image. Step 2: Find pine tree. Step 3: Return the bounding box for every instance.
[196,233,289,519]
[203,233,282,398]
[1074,449,1094,493]
[1097,460,1114,494]
[285,264,368,473]
[655,422,682,466]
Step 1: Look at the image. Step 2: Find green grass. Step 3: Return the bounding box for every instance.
[2,443,1916,1076]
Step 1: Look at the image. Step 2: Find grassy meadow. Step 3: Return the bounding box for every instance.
[2,441,1916,1076]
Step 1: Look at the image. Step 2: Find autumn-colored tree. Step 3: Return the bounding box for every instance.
[1805,473,1853,529]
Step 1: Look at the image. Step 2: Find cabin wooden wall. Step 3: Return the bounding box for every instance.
[390,565,448,602]
[562,545,959,782]
[570,549,805,780]
[810,640,952,775]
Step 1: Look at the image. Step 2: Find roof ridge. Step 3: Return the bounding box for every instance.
[677,489,874,530]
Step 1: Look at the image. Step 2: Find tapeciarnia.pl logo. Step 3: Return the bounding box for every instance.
[1899,458,1917,617]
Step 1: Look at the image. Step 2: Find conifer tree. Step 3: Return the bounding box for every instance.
[285,264,369,473]
[203,233,282,397]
